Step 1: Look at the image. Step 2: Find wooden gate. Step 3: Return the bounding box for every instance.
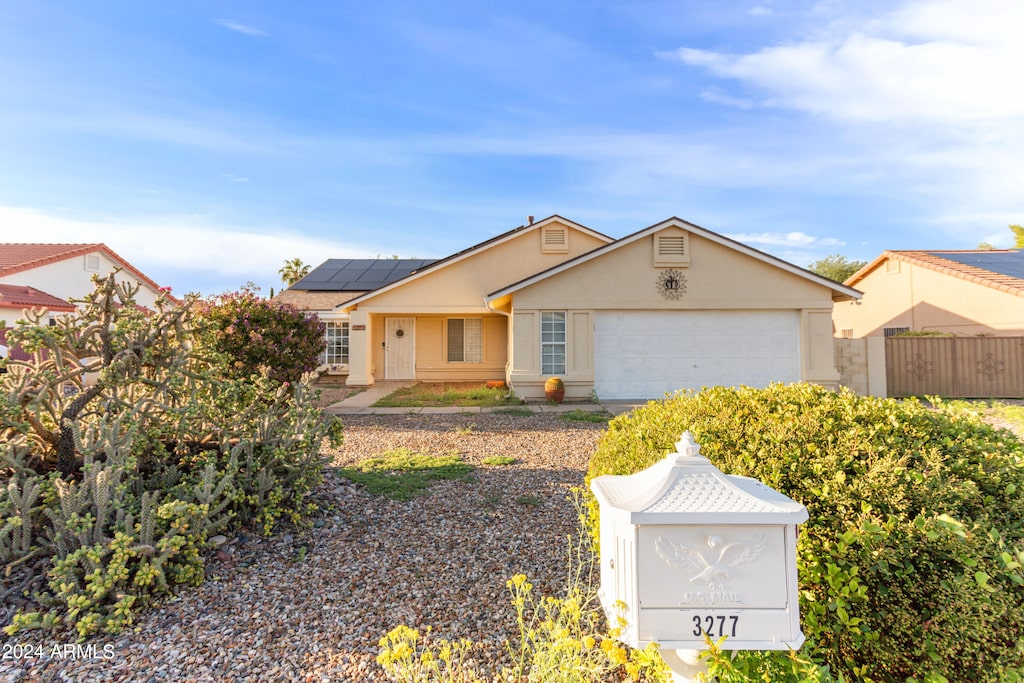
[886,336,1024,398]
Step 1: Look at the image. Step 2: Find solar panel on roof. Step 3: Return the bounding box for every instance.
[929,251,1024,280]
[299,272,333,282]
[288,258,439,291]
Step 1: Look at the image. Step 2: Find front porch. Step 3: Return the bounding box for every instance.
[345,310,509,386]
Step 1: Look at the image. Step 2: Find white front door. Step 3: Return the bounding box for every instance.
[385,317,416,380]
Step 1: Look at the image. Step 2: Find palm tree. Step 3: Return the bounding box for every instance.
[279,258,311,286]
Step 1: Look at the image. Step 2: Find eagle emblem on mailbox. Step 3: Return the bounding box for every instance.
[655,534,767,590]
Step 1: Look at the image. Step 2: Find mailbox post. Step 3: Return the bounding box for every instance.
[590,432,808,682]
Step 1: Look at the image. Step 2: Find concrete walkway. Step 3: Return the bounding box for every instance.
[323,381,643,416]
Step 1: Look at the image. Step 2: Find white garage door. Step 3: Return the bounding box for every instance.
[594,310,800,399]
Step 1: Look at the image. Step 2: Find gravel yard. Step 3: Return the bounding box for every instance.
[3,413,607,683]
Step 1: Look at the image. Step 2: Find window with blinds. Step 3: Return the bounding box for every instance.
[447,318,482,362]
[541,311,567,375]
[320,321,350,365]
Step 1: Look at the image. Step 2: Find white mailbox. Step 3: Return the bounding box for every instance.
[591,431,807,660]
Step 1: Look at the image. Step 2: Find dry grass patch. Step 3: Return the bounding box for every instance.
[372,382,523,408]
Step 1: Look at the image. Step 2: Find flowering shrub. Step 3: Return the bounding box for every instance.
[1,276,341,636]
[586,383,1024,683]
[195,286,325,385]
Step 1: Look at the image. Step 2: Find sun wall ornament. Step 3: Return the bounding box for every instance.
[657,269,687,299]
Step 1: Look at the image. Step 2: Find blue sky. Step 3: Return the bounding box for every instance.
[1,0,1022,296]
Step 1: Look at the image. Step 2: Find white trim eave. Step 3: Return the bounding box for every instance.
[347,304,498,314]
[315,310,351,320]
[486,217,864,303]
[334,215,613,312]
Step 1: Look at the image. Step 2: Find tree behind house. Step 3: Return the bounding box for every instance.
[806,253,867,283]
[279,258,311,286]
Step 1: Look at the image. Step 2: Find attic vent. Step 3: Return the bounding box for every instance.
[658,236,686,256]
[886,260,901,274]
[541,225,569,253]
[653,231,690,267]
[84,254,101,272]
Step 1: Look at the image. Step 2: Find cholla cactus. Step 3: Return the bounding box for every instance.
[0,476,40,563]
[3,272,198,477]
[1,274,340,636]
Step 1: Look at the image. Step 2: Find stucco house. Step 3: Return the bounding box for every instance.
[833,249,1024,338]
[0,243,176,362]
[0,243,175,312]
[0,284,78,362]
[283,216,861,400]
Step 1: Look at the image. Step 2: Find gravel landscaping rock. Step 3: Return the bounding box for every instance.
[1,413,606,683]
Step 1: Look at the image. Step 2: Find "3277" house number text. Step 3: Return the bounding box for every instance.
[692,614,739,638]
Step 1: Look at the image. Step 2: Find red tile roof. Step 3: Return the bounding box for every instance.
[849,250,1024,298]
[0,283,76,312]
[0,243,179,303]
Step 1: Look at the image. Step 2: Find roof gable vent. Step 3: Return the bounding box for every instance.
[541,225,569,253]
[654,230,690,267]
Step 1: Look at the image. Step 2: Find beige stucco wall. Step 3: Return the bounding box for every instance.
[364,314,507,381]
[0,251,164,310]
[833,259,1024,337]
[351,221,608,313]
[506,228,840,399]
[346,220,608,385]
[510,309,595,399]
[834,337,887,396]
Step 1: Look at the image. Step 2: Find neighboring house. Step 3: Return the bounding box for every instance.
[833,250,1024,338]
[286,215,860,400]
[0,243,177,363]
[0,284,78,361]
[0,243,176,311]
[0,283,78,324]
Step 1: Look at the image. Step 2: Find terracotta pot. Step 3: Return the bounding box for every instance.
[544,377,565,403]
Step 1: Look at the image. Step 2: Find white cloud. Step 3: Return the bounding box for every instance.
[725,231,846,249]
[657,0,1024,248]
[669,0,1024,124]
[0,205,375,294]
[61,108,280,154]
[213,20,269,38]
[699,88,754,109]
[222,173,250,183]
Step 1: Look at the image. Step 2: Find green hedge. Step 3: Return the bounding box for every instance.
[585,383,1024,683]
